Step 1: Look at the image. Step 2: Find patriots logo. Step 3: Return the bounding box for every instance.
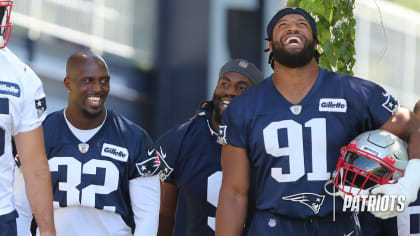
[217,125,228,145]
[282,193,325,214]
[155,146,173,181]
[381,91,399,115]
[136,146,173,180]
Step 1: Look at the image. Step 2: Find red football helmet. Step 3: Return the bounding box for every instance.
[0,1,13,49]
[331,129,408,197]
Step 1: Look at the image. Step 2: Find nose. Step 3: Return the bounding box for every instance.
[91,80,102,93]
[287,22,299,33]
[225,86,240,97]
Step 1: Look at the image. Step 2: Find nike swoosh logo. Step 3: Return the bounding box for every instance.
[344,230,354,236]
[147,149,155,156]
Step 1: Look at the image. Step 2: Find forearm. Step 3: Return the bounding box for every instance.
[215,188,247,236]
[21,160,55,235]
[157,214,175,236]
[158,182,178,236]
[15,127,55,235]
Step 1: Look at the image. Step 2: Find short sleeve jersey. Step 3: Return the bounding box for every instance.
[156,107,223,235]
[0,48,47,215]
[222,68,398,218]
[43,110,155,231]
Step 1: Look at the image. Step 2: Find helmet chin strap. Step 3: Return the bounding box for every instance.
[324,180,346,198]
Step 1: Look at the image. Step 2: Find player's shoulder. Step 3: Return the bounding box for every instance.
[229,76,270,107]
[107,110,152,141]
[322,68,383,94]
[224,77,271,119]
[157,118,196,146]
[43,110,64,126]
[42,110,66,145]
[0,48,41,84]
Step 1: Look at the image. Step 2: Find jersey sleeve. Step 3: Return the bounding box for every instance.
[13,66,47,135]
[358,81,399,130]
[154,122,191,184]
[129,129,157,180]
[221,96,250,150]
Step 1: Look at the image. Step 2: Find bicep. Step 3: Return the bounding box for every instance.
[220,144,250,195]
[380,107,420,159]
[14,126,46,163]
[380,107,412,140]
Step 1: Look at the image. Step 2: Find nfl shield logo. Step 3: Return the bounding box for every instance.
[78,143,89,153]
[268,218,276,228]
[290,105,302,115]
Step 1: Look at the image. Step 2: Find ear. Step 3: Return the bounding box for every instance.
[64,77,71,92]
[268,41,273,52]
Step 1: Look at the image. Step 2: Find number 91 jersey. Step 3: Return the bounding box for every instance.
[221,68,399,218]
[0,48,46,215]
[43,110,155,230]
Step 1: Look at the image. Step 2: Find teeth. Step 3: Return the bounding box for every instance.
[88,96,100,104]
[286,36,301,45]
[222,100,230,108]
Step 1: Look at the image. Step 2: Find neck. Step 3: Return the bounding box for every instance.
[271,59,319,104]
[65,107,107,130]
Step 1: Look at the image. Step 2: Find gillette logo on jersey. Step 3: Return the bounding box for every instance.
[319,98,347,112]
[342,194,405,212]
[101,143,129,162]
[0,81,20,97]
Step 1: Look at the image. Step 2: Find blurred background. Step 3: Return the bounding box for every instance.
[8,0,420,139]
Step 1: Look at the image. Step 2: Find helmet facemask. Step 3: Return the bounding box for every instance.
[330,130,408,198]
[0,1,13,49]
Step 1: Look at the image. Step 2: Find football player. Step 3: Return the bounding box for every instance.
[15,50,160,235]
[216,7,420,236]
[157,59,263,236]
[0,1,55,235]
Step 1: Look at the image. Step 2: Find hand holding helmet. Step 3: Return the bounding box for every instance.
[370,158,420,219]
[329,129,419,219]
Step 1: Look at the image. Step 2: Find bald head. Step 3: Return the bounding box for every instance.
[66,50,109,80]
[64,50,111,128]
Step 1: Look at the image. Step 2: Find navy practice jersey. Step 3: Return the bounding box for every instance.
[222,68,399,219]
[43,110,156,231]
[360,191,420,236]
[156,106,222,236]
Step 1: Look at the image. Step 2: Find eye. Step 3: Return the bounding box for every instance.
[238,86,247,92]
[82,78,91,83]
[100,78,109,84]
[278,22,287,28]
[221,82,229,88]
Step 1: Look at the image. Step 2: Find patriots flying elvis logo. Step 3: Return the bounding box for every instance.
[282,193,325,214]
[136,146,173,180]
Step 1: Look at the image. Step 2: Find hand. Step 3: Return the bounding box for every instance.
[369,159,420,219]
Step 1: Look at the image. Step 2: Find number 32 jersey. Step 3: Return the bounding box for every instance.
[44,110,155,231]
[0,48,46,216]
[221,68,398,218]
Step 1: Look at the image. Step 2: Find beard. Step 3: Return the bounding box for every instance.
[82,107,104,119]
[271,38,316,68]
[212,94,223,124]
